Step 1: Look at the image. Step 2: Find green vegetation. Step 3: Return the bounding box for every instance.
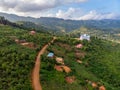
[1,14,120,41]
[0,24,52,90]
[0,16,120,90]
[85,37,120,90]
[40,37,120,90]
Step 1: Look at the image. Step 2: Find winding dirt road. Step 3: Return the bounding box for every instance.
[32,37,55,90]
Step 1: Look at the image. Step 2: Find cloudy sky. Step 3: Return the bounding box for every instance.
[0,0,120,20]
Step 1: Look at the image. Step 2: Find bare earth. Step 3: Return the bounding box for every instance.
[32,37,55,90]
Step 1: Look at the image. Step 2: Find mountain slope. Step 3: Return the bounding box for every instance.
[1,12,120,42]
[0,23,53,90]
[1,12,120,33]
[40,37,120,90]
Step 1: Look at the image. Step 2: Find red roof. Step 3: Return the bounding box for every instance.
[30,31,36,35]
[75,44,83,48]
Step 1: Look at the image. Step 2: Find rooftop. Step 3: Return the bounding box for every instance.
[47,52,54,57]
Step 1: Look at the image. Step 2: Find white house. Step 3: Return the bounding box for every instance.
[80,34,90,41]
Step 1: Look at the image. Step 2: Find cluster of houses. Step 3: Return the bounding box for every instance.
[47,51,105,89]
[47,52,75,83]
[46,36,87,83]
[46,41,84,84]
[47,52,71,72]
[44,33,106,89]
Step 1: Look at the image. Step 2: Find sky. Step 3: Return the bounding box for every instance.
[0,0,120,20]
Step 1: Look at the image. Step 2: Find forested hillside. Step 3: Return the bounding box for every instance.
[0,16,24,29]
[1,13,120,42]
[0,24,53,89]
[0,13,120,90]
[40,37,120,90]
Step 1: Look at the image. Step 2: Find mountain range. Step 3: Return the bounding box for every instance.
[0,12,120,32]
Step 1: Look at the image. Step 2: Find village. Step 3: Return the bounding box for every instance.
[1,23,119,90]
[12,30,105,90]
[39,33,106,90]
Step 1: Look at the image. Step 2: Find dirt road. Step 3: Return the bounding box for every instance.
[32,37,55,90]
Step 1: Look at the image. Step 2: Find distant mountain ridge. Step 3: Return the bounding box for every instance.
[0,15,49,33]
[0,12,120,33]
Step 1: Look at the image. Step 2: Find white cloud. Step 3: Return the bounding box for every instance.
[55,7,83,19]
[0,0,86,12]
[56,8,76,19]
[53,9,119,20]
[78,10,119,20]
[0,0,119,20]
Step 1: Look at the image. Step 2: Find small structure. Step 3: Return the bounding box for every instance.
[92,82,98,88]
[77,60,83,64]
[75,44,83,48]
[15,39,26,43]
[47,52,54,58]
[62,66,71,73]
[65,76,75,84]
[30,30,36,35]
[80,34,90,41]
[99,86,106,90]
[54,65,63,72]
[15,39,19,43]
[56,57,64,64]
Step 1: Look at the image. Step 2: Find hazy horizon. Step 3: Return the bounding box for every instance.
[0,0,120,20]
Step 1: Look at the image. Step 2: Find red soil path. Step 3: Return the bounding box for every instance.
[32,37,55,90]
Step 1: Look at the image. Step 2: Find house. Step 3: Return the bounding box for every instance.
[92,82,98,88]
[61,66,71,73]
[65,76,75,84]
[54,65,63,72]
[30,30,36,35]
[99,86,106,90]
[47,52,54,58]
[80,34,90,41]
[75,44,83,48]
[56,57,64,64]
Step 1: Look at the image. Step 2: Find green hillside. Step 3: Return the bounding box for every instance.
[0,24,53,89]
[1,13,120,42]
[68,26,120,43]
[0,18,120,90]
[1,12,120,34]
[40,37,120,90]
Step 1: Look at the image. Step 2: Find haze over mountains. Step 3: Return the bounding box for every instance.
[0,12,120,33]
